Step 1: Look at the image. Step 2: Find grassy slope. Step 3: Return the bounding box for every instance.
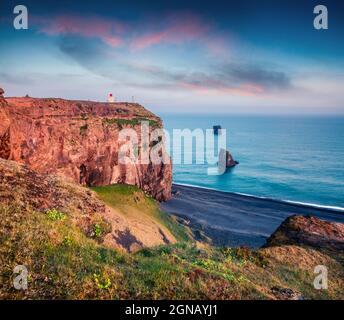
[91,184,191,243]
[1,185,343,299]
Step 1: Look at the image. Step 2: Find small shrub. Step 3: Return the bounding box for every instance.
[87,219,112,241]
[93,273,111,290]
[222,272,236,282]
[94,224,102,237]
[251,251,270,268]
[138,248,154,257]
[236,246,251,261]
[80,113,88,120]
[62,235,73,247]
[138,246,172,258]
[45,209,66,221]
[221,247,269,268]
[102,118,159,129]
[80,124,88,136]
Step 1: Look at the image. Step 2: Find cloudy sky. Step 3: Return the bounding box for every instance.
[0,0,343,114]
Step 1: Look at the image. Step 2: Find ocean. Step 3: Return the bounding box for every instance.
[160,114,344,211]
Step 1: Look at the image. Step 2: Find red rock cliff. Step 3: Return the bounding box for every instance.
[0,94,172,201]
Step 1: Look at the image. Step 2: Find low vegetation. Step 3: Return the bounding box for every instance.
[45,209,67,221]
[91,184,191,243]
[102,117,159,129]
[1,183,343,299]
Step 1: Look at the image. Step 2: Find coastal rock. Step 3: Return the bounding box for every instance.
[0,97,11,160]
[0,158,106,215]
[225,150,239,168]
[265,215,344,251]
[219,148,239,168]
[0,95,172,201]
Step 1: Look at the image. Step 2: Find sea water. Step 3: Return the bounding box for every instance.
[160,114,344,210]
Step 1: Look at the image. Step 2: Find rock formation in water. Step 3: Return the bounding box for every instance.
[219,148,239,169]
[0,94,172,201]
[225,150,239,168]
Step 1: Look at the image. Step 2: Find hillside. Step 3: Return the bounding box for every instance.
[0,159,183,253]
[1,159,343,299]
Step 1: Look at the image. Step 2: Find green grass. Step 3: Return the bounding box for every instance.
[102,118,159,128]
[91,184,191,243]
[1,202,343,299]
[1,184,343,300]
[93,224,102,238]
[155,210,191,243]
[45,209,67,221]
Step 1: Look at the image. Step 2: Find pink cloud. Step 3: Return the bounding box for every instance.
[33,15,125,47]
[132,31,168,50]
[180,82,265,97]
[32,12,229,55]
[130,13,227,55]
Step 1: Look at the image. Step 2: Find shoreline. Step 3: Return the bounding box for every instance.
[161,184,344,248]
[173,182,344,214]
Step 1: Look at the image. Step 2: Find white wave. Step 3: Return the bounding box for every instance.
[283,200,344,212]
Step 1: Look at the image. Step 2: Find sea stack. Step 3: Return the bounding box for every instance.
[219,148,239,169]
[217,148,239,174]
[225,150,239,168]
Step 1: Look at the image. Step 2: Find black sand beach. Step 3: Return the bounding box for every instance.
[161,184,344,248]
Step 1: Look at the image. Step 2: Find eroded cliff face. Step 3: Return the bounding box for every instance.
[0,95,172,201]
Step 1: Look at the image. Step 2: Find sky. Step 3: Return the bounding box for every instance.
[0,0,343,114]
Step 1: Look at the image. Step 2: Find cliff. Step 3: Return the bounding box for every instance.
[0,93,172,201]
[0,158,179,253]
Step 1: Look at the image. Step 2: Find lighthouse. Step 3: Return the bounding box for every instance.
[107,92,115,103]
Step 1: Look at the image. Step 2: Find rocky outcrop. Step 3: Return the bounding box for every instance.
[270,287,303,300]
[225,150,239,168]
[0,158,106,215]
[0,158,175,252]
[0,95,172,201]
[265,215,344,252]
[219,148,239,169]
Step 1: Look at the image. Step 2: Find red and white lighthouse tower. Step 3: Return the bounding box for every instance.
[107,92,115,103]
